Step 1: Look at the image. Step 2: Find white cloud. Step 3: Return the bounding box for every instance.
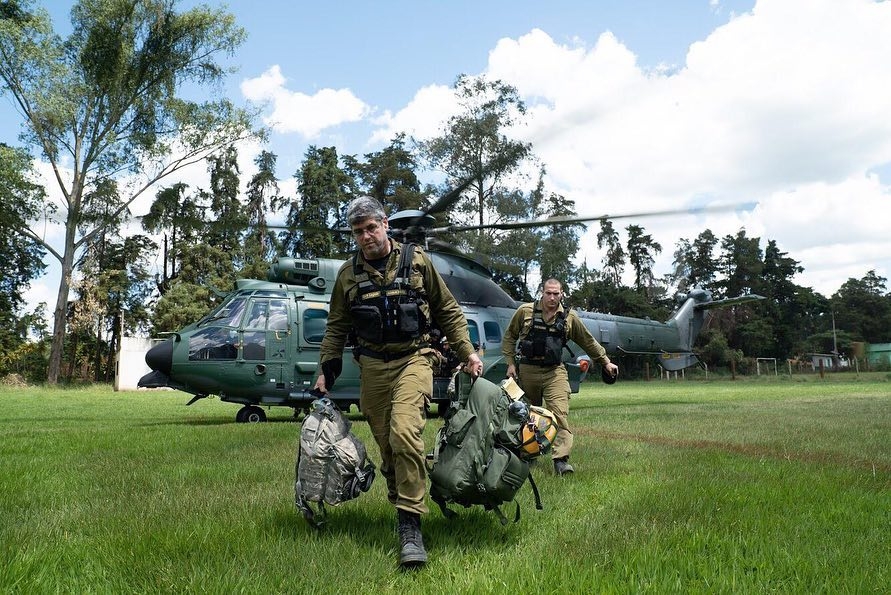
[474,0,891,296]
[370,84,459,145]
[241,65,371,138]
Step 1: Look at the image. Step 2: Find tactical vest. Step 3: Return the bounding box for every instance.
[348,243,427,345]
[518,306,568,366]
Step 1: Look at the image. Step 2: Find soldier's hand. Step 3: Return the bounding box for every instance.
[506,364,517,379]
[463,353,483,379]
[312,375,328,394]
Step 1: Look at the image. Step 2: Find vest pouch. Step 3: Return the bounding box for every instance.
[350,304,383,343]
[543,336,564,364]
[398,301,421,336]
[482,446,528,503]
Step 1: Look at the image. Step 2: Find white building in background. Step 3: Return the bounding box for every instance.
[115,337,158,391]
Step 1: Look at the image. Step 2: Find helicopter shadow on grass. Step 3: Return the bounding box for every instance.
[134,416,299,428]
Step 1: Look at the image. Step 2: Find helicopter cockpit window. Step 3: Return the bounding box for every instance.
[483,321,501,344]
[267,300,288,331]
[303,308,327,343]
[245,301,268,329]
[201,296,247,328]
[188,327,238,361]
[467,320,481,350]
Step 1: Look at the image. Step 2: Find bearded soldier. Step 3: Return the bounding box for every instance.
[313,196,482,568]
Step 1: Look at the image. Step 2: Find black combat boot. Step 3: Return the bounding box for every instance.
[554,457,574,476]
[397,509,427,567]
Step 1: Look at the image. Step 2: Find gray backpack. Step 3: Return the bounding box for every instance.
[295,397,376,527]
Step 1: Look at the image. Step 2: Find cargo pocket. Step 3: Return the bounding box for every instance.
[444,409,475,446]
[482,446,529,503]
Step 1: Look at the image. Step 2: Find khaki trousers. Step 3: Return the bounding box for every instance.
[517,363,573,460]
[357,350,433,515]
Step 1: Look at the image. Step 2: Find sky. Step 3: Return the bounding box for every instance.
[5,0,891,325]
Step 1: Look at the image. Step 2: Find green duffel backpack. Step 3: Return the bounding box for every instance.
[427,376,543,524]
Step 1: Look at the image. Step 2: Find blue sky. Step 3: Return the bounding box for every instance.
[5,0,891,322]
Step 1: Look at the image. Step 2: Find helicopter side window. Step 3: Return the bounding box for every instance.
[267,300,289,331]
[188,327,238,361]
[483,321,501,344]
[467,320,481,350]
[242,330,266,360]
[303,308,327,344]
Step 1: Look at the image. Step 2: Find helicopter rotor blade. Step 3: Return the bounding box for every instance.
[427,201,756,234]
[265,222,351,235]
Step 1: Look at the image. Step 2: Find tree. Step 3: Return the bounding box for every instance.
[141,182,204,294]
[74,232,155,380]
[0,143,46,369]
[625,224,662,295]
[242,150,285,280]
[418,74,533,257]
[204,145,247,260]
[597,219,625,286]
[343,134,428,213]
[758,240,805,358]
[671,229,719,292]
[717,229,763,299]
[537,192,584,286]
[0,0,258,383]
[832,270,891,343]
[710,229,765,355]
[282,146,353,259]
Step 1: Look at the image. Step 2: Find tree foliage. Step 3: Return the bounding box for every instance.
[625,224,662,295]
[343,134,428,213]
[0,143,46,375]
[831,270,891,344]
[0,0,258,382]
[419,75,533,253]
[282,145,353,259]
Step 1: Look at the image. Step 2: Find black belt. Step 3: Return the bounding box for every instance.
[354,345,424,362]
[519,359,561,368]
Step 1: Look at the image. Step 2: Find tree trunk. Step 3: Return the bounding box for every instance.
[47,219,78,384]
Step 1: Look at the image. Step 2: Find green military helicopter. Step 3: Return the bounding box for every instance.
[138,197,762,422]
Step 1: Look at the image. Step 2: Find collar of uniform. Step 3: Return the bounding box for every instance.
[536,299,564,324]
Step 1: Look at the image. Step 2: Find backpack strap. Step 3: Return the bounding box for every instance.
[527,470,543,510]
[297,495,328,529]
[398,242,415,283]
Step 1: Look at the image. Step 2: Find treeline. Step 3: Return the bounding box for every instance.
[4,126,891,383]
[2,2,890,384]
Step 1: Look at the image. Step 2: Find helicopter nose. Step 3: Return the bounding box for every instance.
[145,339,173,376]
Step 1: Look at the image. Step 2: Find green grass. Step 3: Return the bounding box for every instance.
[1,379,889,593]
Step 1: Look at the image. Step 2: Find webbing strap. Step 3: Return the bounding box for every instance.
[528,470,543,510]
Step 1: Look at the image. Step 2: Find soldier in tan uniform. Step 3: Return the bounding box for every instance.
[313,196,482,568]
[502,278,618,476]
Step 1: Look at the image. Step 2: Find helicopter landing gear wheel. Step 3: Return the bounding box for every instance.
[236,405,266,423]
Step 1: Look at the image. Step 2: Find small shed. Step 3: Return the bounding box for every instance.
[866,343,891,367]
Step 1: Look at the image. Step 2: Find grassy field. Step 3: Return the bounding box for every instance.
[1,376,889,593]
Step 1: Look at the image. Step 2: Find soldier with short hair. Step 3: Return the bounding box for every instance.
[502,278,618,476]
[313,196,482,568]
